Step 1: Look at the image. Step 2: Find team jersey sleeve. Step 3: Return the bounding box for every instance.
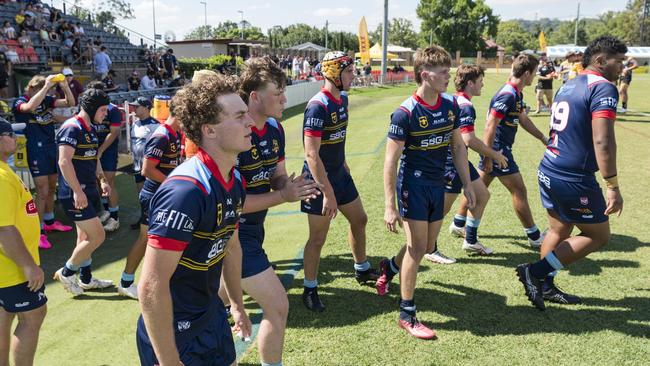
[144,132,169,164]
[387,107,410,141]
[107,107,121,127]
[44,95,56,109]
[452,99,461,130]
[303,102,327,138]
[589,82,618,120]
[277,123,286,162]
[0,179,18,226]
[489,92,516,120]
[147,179,206,251]
[56,123,80,148]
[12,97,27,114]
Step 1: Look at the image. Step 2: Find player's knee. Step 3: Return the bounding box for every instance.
[353,211,368,228]
[19,306,47,330]
[306,235,327,249]
[407,243,428,260]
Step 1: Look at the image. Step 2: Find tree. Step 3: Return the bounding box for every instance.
[546,20,587,45]
[70,0,135,37]
[371,18,419,49]
[183,21,266,41]
[184,25,217,40]
[495,20,535,54]
[416,0,499,54]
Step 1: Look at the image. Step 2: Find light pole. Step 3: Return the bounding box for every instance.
[152,0,157,49]
[238,10,244,39]
[200,1,207,28]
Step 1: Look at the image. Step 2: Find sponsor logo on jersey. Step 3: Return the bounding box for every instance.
[331,112,338,124]
[414,170,422,178]
[448,110,455,122]
[25,199,38,215]
[272,139,279,154]
[599,97,617,108]
[580,197,589,205]
[14,301,30,308]
[251,147,259,160]
[217,203,223,226]
[305,117,324,128]
[153,209,195,232]
[151,148,164,158]
[177,321,191,332]
[260,140,268,147]
[389,125,403,136]
[419,116,428,128]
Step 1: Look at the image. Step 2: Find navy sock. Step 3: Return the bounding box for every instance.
[121,272,135,288]
[453,214,466,228]
[102,197,109,211]
[530,251,563,279]
[543,273,556,291]
[43,212,55,226]
[399,299,416,321]
[388,257,400,277]
[109,210,119,220]
[79,265,92,284]
[44,218,55,225]
[525,226,541,241]
[622,101,627,109]
[61,266,77,277]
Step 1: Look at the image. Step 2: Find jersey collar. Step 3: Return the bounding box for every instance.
[196,148,235,191]
[581,69,604,77]
[454,91,472,101]
[75,115,92,132]
[506,81,521,95]
[413,92,442,110]
[321,88,342,106]
[252,122,268,138]
[162,123,178,139]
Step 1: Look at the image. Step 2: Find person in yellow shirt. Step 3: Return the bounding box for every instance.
[0,118,47,366]
[569,51,584,80]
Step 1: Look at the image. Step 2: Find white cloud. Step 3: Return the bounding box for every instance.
[313,7,353,17]
[247,3,272,11]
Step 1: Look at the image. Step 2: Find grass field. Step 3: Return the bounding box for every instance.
[33,72,650,365]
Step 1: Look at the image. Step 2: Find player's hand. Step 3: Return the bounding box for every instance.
[493,150,508,169]
[604,188,623,217]
[322,192,337,219]
[463,184,477,211]
[481,157,493,175]
[384,206,402,233]
[231,307,252,340]
[44,74,57,87]
[22,263,44,292]
[73,190,88,209]
[280,173,320,202]
[100,181,111,197]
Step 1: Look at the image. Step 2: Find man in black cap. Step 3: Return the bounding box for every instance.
[0,117,47,366]
[161,49,177,81]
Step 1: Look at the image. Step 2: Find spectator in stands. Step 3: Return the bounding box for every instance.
[14,10,26,30]
[93,35,102,47]
[4,46,18,64]
[74,22,85,37]
[0,51,10,98]
[2,21,16,40]
[84,38,94,63]
[50,8,61,24]
[93,46,112,80]
[48,26,59,42]
[56,68,84,104]
[40,4,51,21]
[22,14,36,31]
[38,23,49,42]
[102,69,118,93]
[127,70,140,91]
[25,4,36,19]
[18,30,33,50]
[141,70,156,90]
[144,51,157,74]
[71,38,81,61]
[161,48,177,80]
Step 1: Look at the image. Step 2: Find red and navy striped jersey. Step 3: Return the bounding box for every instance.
[94,103,121,147]
[12,95,56,146]
[445,92,475,169]
[488,82,525,148]
[540,71,618,180]
[388,93,460,185]
[303,89,349,172]
[237,118,285,225]
[142,123,182,194]
[56,116,99,195]
[147,148,246,325]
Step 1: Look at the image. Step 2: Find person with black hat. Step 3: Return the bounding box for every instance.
[0,117,47,366]
[161,48,177,81]
[52,89,114,296]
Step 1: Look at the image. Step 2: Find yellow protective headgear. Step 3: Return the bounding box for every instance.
[320,51,353,89]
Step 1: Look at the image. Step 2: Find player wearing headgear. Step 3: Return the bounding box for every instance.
[52,88,114,296]
[301,51,379,312]
[380,45,476,339]
[452,54,549,249]
[517,36,627,311]
[617,55,637,113]
[137,73,252,366]
[424,64,508,264]
[12,74,75,249]
[229,56,319,365]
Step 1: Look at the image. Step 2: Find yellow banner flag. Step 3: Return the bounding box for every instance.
[539,31,547,52]
[358,16,370,65]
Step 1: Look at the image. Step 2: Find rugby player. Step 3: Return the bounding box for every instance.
[137,73,252,365]
[301,51,378,312]
[425,64,508,264]
[0,118,47,366]
[118,112,182,299]
[12,75,75,249]
[380,46,476,339]
[517,36,626,310]
[452,54,548,249]
[617,55,637,113]
[234,56,319,365]
[53,89,114,296]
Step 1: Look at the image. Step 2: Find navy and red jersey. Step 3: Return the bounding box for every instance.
[303,88,349,172]
[237,118,285,225]
[540,70,618,180]
[388,93,460,186]
[445,92,475,169]
[141,123,182,194]
[56,116,99,196]
[488,82,525,149]
[147,148,246,326]
[94,103,122,149]
[12,95,57,146]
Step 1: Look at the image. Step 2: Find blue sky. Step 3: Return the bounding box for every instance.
[58,0,626,43]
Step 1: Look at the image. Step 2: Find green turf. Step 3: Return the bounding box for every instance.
[34,73,650,365]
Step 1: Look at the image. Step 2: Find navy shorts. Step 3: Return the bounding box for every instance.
[134,172,145,184]
[27,143,58,177]
[240,223,270,278]
[300,165,359,215]
[60,188,101,221]
[0,282,47,312]
[537,169,608,224]
[136,310,235,366]
[445,161,481,194]
[397,179,445,222]
[478,146,519,177]
[619,73,632,85]
[138,189,154,226]
[100,147,118,172]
